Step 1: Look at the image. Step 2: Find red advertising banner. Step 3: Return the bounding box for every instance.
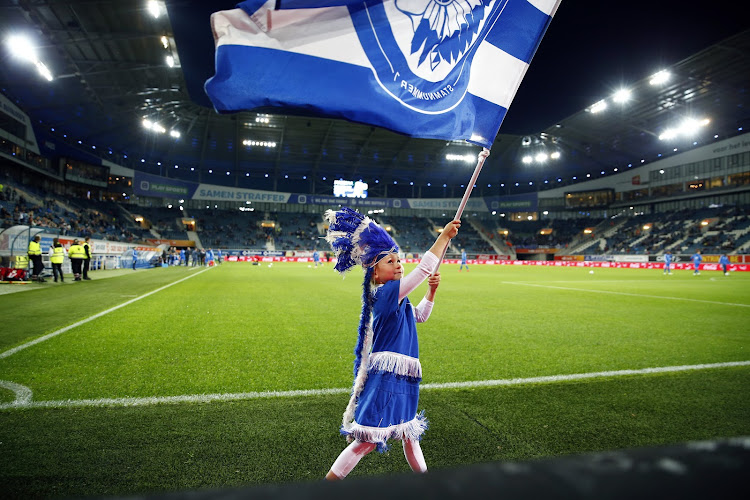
[224,256,749,271]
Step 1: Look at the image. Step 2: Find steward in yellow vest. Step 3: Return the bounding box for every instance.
[27,235,44,281]
[28,238,42,255]
[49,237,66,282]
[68,240,86,281]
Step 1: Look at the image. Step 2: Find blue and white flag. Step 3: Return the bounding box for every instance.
[205,0,561,148]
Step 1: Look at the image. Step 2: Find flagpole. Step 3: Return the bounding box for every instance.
[434,148,490,272]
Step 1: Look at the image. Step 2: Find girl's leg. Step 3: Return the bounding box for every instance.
[326,440,377,480]
[403,439,427,473]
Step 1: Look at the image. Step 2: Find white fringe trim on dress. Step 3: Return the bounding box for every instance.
[343,412,428,447]
[369,351,422,380]
[341,323,373,431]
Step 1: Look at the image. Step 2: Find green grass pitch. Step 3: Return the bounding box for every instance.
[1,262,748,498]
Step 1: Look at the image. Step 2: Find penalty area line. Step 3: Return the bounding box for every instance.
[0,267,214,360]
[1,361,748,411]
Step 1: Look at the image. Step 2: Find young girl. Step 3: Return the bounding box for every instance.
[323,207,460,480]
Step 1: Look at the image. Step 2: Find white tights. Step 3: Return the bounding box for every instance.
[328,439,427,479]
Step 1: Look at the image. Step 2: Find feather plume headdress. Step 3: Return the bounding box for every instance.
[324,207,399,440]
[324,207,398,272]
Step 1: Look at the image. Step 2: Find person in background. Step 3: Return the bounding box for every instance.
[691,249,702,276]
[49,237,66,283]
[68,239,86,281]
[180,248,186,266]
[82,237,92,280]
[663,251,673,275]
[132,247,138,270]
[719,254,730,276]
[313,249,320,268]
[217,248,222,265]
[28,234,44,282]
[459,248,469,272]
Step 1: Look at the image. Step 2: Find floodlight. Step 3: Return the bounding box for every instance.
[649,70,670,85]
[658,129,677,141]
[35,61,53,81]
[550,151,561,159]
[535,153,548,162]
[7,35,37,63]
[589,100,607,113]
[522,155,533,164]
[445,154,473,162]
[166,55,174,67]
[613,89,631,103]
[148,1,161,18]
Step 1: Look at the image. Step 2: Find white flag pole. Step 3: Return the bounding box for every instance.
[434,147,490,272]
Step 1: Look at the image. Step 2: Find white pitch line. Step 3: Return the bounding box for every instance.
[502,281,750,307]
[0,267,213,360]
[1,361,747,411]
[0,379,32,406]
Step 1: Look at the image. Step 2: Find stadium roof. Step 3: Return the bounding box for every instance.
[1,1,748,198]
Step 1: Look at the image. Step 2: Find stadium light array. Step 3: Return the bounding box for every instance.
[142,118,180,139]
[658,118,710,141]
[6,35,54,81]
[243,140,277,147]
[445,153,474,162]
[147,1,162,19]
[7,34,37,62]
[588,99,607,114]
[649,70,670,86]
[613,88,632,103]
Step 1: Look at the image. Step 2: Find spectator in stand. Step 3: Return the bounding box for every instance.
[691,250,702,276]
[49,237,66,283]
[28,234,44,282]
[82,237,92,280]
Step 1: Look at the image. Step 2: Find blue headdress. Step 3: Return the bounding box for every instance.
[324,207,399,273]
[324,207,399,438]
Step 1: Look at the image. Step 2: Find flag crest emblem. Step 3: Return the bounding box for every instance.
[350,0,499,113]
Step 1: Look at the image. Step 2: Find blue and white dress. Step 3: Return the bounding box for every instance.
[342,252,438,450]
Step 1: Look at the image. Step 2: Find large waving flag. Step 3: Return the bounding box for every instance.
[205,0,561,148]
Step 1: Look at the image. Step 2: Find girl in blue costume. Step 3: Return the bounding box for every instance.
[323,207,460,480]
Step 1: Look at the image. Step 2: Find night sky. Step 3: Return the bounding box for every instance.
[502,0,748,134]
